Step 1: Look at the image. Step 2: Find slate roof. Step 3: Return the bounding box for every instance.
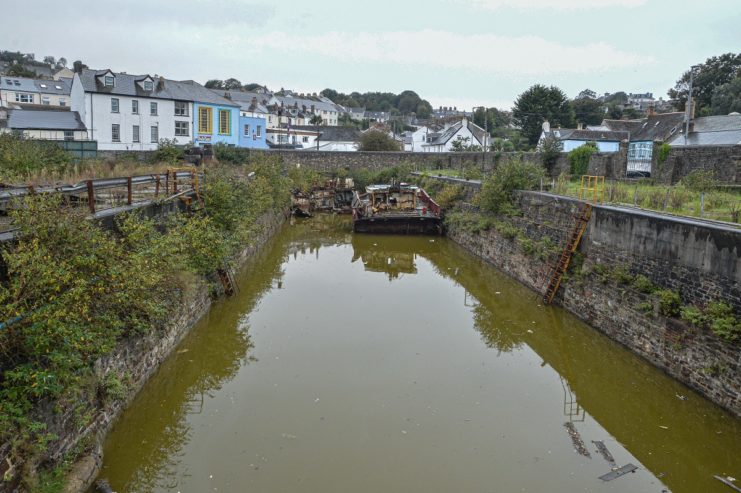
[629,112,684,141]
[426,119,487,146]
[548,128,630,142]
[0,76,71,95]
[669,114,741,146]
[7,109,86,130]
[219,90,270,114]
[78,69,237,106]
[595,119,644,134]
[291,125,362,142]
[273,94,338,113]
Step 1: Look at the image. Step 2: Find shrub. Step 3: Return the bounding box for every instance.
[632,275,656,294]
[657,142,671,164]
[611,265,634,284]
[656,289,681,317]
[705,302,740,341]
[151,138,182,165]
[359,130,400,151]
[567,142,597,176]
[436,184,466,208]
[681,170,716,192]
[478,158,546,214]
[539,135,562,171]
[213,143,250,164]
[0,133,72,182]
[680,305,704,326]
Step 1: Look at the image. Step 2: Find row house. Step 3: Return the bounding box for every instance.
[422,117,488,152]
[0,108,87,141]
[71,69,239,150]
[0,76,71,108]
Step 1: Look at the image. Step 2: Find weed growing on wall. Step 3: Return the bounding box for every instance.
[478,158,545,214]
[0,134,73,183]
[567,141,597,176]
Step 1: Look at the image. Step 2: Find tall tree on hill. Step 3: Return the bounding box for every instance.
[72,60,88,73]
[669,52,741,114]
[205,79,225,89]
[571,94,605,126]
[710,77,741,115]
[513,84,575,145]
[223,78,243,90]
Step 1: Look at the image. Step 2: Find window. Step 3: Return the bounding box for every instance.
[104,75,114,87]
[112,124,120,142]
[218,109,231,135]
[150,126,158,143]
[40,83,47,88]
[111,98,119,113]
[42,97,50,105]
[175,121,189,137]
[59,99,67,107]
[256,125,262,137]
[64,131,74,141]
[150,102,158,115]
[132,100,139,114]
[15,93,33,103]
[133,125,140,143]
[302,136,309,143]
[198,106,213,133]
[143,80,153,91]
[175,101,188,116]
[243,124,250,137]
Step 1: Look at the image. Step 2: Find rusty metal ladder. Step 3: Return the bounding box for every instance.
[542,202,592,305]
[217,266,238,296]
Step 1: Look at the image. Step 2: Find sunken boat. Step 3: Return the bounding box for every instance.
[351,183,442,235]
[291,177,355,217]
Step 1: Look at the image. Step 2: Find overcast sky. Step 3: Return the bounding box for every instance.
[3,0,739,109]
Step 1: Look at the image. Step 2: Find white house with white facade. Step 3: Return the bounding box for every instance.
[421,118,488,152]
[0,76,71,108]
[403,126,432,151]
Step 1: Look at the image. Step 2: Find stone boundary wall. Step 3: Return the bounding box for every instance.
[658,144,741,184]
[0,209,287,493]
[443,189,740,416]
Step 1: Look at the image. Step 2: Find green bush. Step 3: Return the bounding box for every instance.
[657,142,671,164]
[478,158,546,214]
[656,289,681,317]
[151,138,183,165]
[567,142,597,176]
[494,220,521,239]
[0,133,73,182]
[213,143,250,164]
[681,170,717,192]
[705,302,740,341]
[611,265,634,284]
[632,275,656,294]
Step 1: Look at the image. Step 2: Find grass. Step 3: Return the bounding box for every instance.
[551,177,740,224]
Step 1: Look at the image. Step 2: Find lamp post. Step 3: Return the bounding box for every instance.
[472,106,488,170]
[684,64,700,145]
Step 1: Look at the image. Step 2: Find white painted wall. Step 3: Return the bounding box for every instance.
[404,126,430,152]
[76,90,193,150]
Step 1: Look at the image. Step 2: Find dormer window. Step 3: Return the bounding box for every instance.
[143,80,153,91]
[104,75,114,87]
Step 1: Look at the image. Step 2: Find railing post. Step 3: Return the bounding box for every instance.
[165,171,170,196]
[86,180,95,213]
[127,176,133,205]
[155,175,161,198]
[173,171,178,194]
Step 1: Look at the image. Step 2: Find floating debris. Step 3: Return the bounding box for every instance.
[564,422,591,458]
[599,463,638,481]
[714,475,741,492]
[592,440,616,466]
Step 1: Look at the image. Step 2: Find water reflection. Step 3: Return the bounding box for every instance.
[95,217,740,493]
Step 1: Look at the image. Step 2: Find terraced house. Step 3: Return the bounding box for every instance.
[0,75,71,108]
[71,69,238,150]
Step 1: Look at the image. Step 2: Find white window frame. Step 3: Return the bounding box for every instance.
[174,101,188,116]
[150,125,158,143]
[143,80,153,91]
[111,97,119,113]
[59,98,67,107]
[111,124,120,142]
[132,100,139,114]
[15,93,33,103]
[42,97,50,105]
[63,130,74,141]
[104,75,114,87]
[150,102,158,116]
[243,123,250,137]
[256,125,262,137]
[133,125,140,143]
[175,121,189,137]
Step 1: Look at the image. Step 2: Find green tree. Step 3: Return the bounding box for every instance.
[513,84,575,145]
[572,96,605,126]
[6,63,36,78]
[359,130,400,151]
[668,52,741,113]
[539,135,563,171]
[710,77,741,115]
[309,114,324,125]
[72,60,88,73]
[224,78,243,90]
[243,82,262,91]
[205,79,225,89]
[478,158,546,214]
[568,141,598,176]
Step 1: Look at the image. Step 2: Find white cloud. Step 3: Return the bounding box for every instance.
[250,30,652,77]
[455,0,648,11]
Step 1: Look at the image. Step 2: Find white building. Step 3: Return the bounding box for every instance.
[1,108,87,141]
[0,76,71,108]
[421,118,488,152]
[403,126,432,151]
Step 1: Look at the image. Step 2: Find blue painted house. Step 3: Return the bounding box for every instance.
[238,115,268,149]
[193,99,239,147]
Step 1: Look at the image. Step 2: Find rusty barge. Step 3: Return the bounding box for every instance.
[351,183,442,235]
[291,178,355,217]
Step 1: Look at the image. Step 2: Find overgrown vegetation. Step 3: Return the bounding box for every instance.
[567,141,597,176]
[0,155,292,489]
[0,134,73,183]
[478,158,546,214]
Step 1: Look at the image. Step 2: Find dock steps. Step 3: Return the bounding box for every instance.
[542,202,592,305]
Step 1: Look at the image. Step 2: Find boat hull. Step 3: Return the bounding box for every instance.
[353,215,442,235]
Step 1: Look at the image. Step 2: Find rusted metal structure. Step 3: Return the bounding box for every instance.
[351,183,442,235]
[291,177,355,216]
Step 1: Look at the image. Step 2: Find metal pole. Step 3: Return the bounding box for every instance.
[684,65,697,145]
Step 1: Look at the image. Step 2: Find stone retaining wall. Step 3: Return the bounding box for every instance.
[445,190,740,416]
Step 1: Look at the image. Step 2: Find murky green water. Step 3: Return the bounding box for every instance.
[94,215,739,493]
